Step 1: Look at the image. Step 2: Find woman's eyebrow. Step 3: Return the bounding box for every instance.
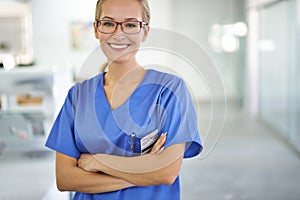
[125,18,139,21]
[101,16,139,21]
[101,16,114,20]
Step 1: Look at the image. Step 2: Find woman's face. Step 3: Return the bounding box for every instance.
[94,0,149,64]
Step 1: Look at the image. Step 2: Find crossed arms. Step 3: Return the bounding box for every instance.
[56,134,185,194]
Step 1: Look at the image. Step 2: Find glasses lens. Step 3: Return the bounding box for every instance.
[98,20,116,33]
[122,21,141,34]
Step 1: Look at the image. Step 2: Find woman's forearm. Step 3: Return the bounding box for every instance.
[99,153,183,186]
[79,143,185,186]
[56,152,134,193]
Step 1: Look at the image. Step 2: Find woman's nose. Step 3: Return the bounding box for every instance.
[112,25,125,40]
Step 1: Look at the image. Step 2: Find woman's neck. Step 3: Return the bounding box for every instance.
[105,59,145,85]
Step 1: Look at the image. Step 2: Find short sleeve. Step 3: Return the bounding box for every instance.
[160,78,202,158]
[45,87,80,159]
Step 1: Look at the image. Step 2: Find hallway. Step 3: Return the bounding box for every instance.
[181,105,300,200]
[0,0,299,199]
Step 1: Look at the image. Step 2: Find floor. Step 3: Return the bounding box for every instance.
[0,105,300,200]
[180,105,300,200]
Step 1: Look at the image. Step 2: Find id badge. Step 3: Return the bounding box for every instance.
[141,129,159,155]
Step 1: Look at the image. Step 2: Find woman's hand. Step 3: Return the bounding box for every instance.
[150,132,167,154]
[78,154,101,172]
[56,152,135,193]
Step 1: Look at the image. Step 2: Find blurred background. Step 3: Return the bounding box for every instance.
[0,0,299,199]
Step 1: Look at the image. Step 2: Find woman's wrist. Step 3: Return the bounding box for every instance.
[93,154,106,172]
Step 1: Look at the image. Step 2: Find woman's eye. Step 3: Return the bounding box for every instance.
[125,22,138,28]
[103,22,115,27]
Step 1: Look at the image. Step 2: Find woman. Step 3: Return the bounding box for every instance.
[45,0,202,199]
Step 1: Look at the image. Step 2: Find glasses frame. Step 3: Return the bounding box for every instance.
[95,20,148,34]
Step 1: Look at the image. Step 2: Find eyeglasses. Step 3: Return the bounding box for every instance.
[96,20,148,34]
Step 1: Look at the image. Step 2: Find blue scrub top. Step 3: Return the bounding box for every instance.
[46,69,202,200]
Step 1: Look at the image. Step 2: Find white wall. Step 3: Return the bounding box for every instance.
[247,0,280,8]
[148,0,174,29]
[171,0,246,101]
[298,0,300,25]
[29,0,97,70]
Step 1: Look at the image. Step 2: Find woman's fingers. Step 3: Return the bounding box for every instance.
[78,154,98,172]
[151,133,167,154]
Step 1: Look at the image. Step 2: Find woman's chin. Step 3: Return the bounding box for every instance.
[108,53,137,65]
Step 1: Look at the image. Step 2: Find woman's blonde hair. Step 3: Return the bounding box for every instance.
[95,0,151,72]
[95,0,151,24]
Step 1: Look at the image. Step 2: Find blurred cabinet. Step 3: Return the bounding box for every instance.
[0,66,73,154]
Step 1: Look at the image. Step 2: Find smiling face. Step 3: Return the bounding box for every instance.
[94,0,149,65]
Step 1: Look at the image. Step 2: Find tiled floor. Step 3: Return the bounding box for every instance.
[0,105,300,200]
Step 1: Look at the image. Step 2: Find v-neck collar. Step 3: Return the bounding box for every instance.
[99,70,150,112]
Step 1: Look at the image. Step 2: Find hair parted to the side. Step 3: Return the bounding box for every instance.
[95,0,151,24]
[95,0,151,73]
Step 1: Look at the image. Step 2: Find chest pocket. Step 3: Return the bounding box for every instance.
[127,129,159,155]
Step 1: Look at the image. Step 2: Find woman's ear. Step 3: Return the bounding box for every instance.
[94,21,100,39]
[141,25,150,42]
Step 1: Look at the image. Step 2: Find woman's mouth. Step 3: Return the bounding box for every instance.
[108,43,130,50]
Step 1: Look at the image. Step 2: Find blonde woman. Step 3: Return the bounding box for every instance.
[46,0,202,199]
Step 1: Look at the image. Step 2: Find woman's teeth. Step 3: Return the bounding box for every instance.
[109,44,129,49]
